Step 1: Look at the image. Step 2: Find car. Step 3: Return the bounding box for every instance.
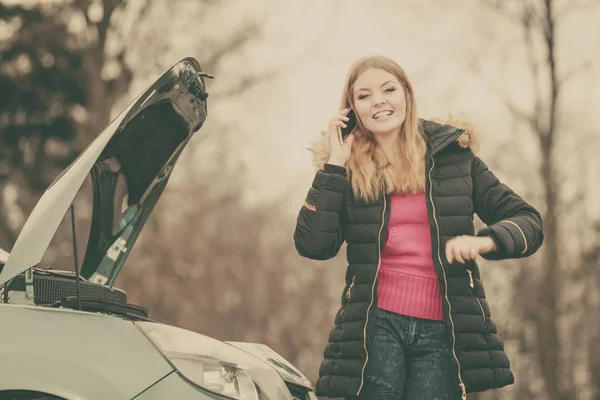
[0,57,317,400]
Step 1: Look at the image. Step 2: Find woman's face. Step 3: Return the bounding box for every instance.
[352,68,407,138]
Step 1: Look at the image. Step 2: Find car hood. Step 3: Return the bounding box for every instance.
[0,57,209,286]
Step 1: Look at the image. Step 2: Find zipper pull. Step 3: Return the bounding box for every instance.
[345,276,355,299]
[467,270,474,289]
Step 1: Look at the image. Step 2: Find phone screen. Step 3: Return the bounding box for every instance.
[339,108,358,143]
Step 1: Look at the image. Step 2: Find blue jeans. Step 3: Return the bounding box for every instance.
[351,308,463,400]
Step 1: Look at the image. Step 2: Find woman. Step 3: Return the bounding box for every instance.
[293,55,543,400]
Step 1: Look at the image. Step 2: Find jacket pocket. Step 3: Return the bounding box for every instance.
[345,275,356,300]
[467,269,487,329]
[303,200,316,212]
[339,276,356,321]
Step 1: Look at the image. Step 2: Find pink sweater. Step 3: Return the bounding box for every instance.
[377,192,444,321]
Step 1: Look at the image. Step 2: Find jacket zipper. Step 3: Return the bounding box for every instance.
[345,276,355,299]
[357,193,387,395]
[341,276,356,319]
[467,269,487,327]
[428,159,467,400]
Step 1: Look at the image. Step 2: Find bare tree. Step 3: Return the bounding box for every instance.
[0,0,148,252]
[473,1,599,399]
[580,224,600,398]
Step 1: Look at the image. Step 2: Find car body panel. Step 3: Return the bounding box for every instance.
[0,304,174,400]
[135,321,300,400]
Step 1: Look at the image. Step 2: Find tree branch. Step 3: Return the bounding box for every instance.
[559,57,594,86]
[97,0,124,50]
[556,0,600,17]
[544,0,559,146]
[481,0,522,21]
[521,4,545,137]
[73,0,93,27]
[0,187,17,250]
[467,55,538,130]
[202,23,262,73]
[211,56,305,99]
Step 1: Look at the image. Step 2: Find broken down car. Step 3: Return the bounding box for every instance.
[0,57,317,400]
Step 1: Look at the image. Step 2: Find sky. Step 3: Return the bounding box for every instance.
[120,0,600,218]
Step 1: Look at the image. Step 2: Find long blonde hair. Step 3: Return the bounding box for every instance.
[342,55,427,202]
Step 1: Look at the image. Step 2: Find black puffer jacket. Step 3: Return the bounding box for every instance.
[294,120,544,399]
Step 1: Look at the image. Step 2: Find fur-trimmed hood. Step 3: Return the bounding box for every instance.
[308,114,481,171]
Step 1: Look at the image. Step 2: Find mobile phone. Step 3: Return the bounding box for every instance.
[339,108,358,143]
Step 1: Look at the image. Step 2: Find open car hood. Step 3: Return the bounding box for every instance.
[0,57,209,286]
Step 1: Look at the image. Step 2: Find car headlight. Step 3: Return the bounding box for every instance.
[226,342,313,390]
[135,321,291,400]
[167,352,258,399]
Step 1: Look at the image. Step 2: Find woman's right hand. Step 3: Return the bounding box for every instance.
[327,108,355,167]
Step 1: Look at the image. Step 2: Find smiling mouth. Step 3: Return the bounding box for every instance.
[373,111,393,119]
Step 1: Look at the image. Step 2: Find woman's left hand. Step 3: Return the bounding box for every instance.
[445,235,497,264]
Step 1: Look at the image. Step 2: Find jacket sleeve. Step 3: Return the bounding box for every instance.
[294,164,349,260]
[472,156,544,260]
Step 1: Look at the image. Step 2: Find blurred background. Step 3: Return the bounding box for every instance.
[1,0,599,399]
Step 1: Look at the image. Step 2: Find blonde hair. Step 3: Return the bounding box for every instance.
[341,55,427,202]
